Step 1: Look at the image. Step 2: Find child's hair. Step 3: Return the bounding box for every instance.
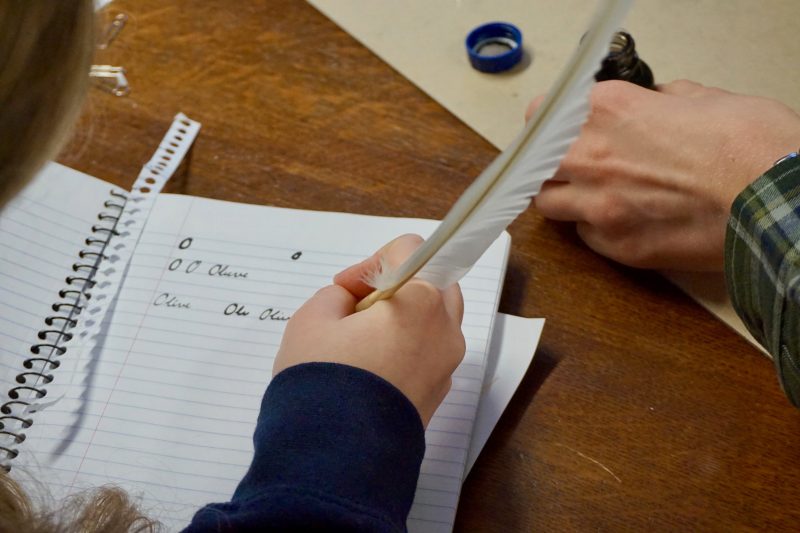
[0,0,94,204]
[0,2,157,531]
[0,473,158,532]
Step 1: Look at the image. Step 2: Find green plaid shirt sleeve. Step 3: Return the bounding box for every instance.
[725,155,800,407]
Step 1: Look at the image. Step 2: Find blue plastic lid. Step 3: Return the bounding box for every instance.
[466,22,523,73]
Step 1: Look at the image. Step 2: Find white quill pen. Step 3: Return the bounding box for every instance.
[356,0,633,311]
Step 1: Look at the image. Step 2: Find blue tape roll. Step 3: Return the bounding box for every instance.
[465,22,523,73]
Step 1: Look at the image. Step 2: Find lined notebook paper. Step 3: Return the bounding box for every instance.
[3,165,510,532]
[0,165,112,392]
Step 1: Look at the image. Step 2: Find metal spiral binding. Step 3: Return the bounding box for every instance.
[0,189,128,471]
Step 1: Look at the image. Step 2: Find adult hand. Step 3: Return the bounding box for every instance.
[273,234,465,426]
[528,79,800,271]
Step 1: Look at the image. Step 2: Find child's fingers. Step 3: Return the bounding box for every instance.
[291,285,357,324]
[441,283,464,323]
[334,234,424,298]
[382,234,424,268]
[333,256,381,298]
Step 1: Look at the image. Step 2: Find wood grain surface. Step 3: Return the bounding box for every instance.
[60,1,800,530]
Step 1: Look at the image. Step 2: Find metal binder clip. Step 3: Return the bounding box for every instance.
[97,13,127,50]
[89,65,130,96]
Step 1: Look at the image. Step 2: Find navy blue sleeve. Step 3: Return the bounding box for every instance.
[183,362,426,532]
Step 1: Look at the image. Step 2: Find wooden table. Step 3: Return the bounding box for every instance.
[63,1,800,530]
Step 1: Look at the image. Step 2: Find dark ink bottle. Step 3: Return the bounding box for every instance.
[595,31,654,89]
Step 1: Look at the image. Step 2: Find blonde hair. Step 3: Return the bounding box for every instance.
[0,2,156,531]
[0,0,94,204]
[0,474,158,533]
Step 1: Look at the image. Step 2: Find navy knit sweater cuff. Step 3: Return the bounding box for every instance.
[232,362,425,529]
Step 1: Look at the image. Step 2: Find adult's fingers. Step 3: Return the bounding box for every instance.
[575,221,647,269]
[534,181,589,222]
[525,94,546,122]
[574,221,626,267]
[656,79,716,98]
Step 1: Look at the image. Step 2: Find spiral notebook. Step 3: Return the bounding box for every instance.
[0,161,510,531]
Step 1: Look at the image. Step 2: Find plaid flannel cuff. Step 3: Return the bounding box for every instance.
[725,155,800,406]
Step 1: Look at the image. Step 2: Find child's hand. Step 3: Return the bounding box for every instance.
[273,235,465,426]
